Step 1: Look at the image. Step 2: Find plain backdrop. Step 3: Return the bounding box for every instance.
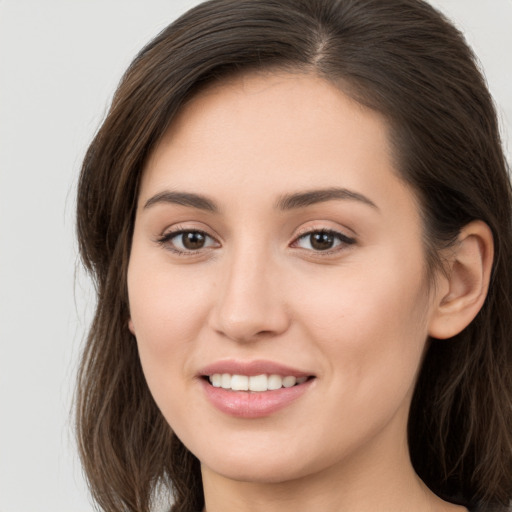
[0,1,510,511]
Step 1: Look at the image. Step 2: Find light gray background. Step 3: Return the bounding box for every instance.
[0,1,510,511]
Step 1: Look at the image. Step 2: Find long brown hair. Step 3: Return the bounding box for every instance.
[75,1,512,511]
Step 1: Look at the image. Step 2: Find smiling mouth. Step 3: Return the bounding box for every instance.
[201,368,316,418]
[205,373,313,392]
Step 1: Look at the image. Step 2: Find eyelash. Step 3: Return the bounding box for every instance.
[156,227,356,257]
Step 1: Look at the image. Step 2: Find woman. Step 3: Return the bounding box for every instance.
[75,0,512,511]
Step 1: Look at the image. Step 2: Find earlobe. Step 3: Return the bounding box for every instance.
[428,220,494,340]
[128,319,136,335]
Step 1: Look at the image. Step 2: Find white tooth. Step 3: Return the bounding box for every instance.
[296,376,307,384]
[249,374,268,392]
[211,374,222,387]
[267,374,283,390]
[282,376,297,388]
[231,374,249,391]
[221,373,231,389]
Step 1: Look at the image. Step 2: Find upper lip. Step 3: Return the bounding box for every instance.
[198,360,314,378]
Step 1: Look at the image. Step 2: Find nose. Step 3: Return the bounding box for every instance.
[208,243,290,343]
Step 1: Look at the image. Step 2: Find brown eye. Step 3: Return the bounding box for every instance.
[294,229,356,253]
[158,229,218,254]
[310,232,335,251]
[181,231,206,250]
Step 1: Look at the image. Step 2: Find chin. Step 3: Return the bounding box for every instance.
[190,430,338,485]
[203,455,313,484]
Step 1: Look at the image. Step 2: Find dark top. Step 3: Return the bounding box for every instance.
[469,504,511,512]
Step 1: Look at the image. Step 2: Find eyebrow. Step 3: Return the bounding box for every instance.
[275,187,378,211]
[144,191,218,212]
[143,187,378,213]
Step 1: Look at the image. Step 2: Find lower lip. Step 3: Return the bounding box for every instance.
[201,378,314,419]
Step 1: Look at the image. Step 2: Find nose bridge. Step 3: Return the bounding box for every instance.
[210,236,289,342]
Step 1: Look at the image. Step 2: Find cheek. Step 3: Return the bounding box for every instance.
[294,255,429,339]
[127,253,220,422]
[127,257,214,423]
[291,252,430,394]
[128,258,212,354]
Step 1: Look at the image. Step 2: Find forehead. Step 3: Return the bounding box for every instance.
[140,71,416,221]
[150,70,391,161]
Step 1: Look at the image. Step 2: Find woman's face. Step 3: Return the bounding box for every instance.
[128,72,439,483]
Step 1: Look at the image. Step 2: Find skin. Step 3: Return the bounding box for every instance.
[127,72,492,512]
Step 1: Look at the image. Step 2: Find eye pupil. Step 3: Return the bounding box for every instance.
[310,232,334,250]
[182,231,205,250]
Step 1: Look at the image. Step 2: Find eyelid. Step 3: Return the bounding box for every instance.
[293,222,356,239]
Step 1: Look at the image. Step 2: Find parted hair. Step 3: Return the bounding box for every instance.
[75,1,512,511]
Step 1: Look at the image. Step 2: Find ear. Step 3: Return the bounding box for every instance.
[128,318,136,335]
[428,220,494,339]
